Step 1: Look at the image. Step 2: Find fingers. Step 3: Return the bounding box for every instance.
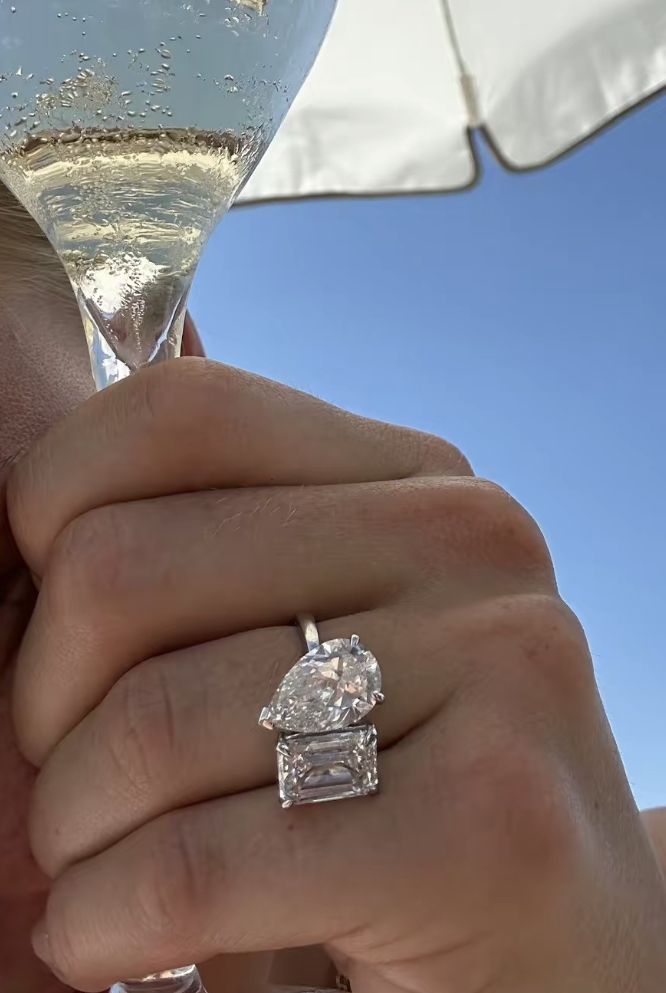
[642,808,666,875]
[14,472,555,768]
[7,358,472,574]
[14,476,555,765]
[12,479,431,764]
[32,593,591,993]
[34,739,422,992]
[30,606,450,878]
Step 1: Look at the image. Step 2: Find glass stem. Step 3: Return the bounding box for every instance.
[76,282,189,390]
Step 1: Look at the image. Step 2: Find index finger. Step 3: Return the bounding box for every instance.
[8,357,471,574]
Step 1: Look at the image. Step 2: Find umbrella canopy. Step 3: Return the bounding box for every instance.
[240,0,666,202]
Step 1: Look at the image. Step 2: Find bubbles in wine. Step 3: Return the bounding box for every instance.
[1,126,262,369]
[0,0,336,380]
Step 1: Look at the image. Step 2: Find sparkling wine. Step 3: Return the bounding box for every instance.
[0,0,336,382]
[2,125,261,371]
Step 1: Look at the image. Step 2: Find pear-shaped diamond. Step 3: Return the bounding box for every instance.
[260,638,382,734]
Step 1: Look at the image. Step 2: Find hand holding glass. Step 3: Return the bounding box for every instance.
[0,0,336,988]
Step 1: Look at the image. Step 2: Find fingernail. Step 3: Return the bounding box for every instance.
[31,917,53,966]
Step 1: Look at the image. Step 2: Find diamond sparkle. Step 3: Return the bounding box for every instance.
[260,637,382,734]
[277,726,379,807]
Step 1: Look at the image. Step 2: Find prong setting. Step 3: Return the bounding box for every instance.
[259,707,275,730]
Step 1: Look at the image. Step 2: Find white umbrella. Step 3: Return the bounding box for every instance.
[240,0,666,202]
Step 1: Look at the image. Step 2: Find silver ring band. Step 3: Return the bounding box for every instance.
[297,613,320,653]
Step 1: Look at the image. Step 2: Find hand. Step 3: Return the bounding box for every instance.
[0,251,91,971]
[643,808,666,878]
[0,569,64,993]
[0,310,205,993]
[7,359,666,992]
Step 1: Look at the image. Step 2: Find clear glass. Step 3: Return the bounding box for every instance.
[111,964,205,993]
[0,0,336,988]
[0,0,336,386]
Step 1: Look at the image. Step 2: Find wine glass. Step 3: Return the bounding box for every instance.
[0,0,336,387]
[0,0,337,989]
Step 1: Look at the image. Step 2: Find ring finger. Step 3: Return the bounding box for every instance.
[15,474,518,766]
[29,604,453,879]
[13,480,417,764]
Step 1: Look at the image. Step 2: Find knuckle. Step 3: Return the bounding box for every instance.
[130,356,241,430]
[100,664,180,799]
[45,505,129,625]
[461,478,554,575]
[492,593,595,701]
[401,477,555,583]
[134,816,210,943]
[410,431,474,477]
[459,733,579,881]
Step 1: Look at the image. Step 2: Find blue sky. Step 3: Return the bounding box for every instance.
[191,95,666,811]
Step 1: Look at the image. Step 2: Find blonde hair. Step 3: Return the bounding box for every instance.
[0,180,75,302]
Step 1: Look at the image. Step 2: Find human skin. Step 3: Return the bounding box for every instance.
[642,809,666,880]
[0,187,665,993]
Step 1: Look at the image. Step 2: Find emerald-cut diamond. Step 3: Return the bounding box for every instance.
[259,637,383,734]
[277,726,379,807]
